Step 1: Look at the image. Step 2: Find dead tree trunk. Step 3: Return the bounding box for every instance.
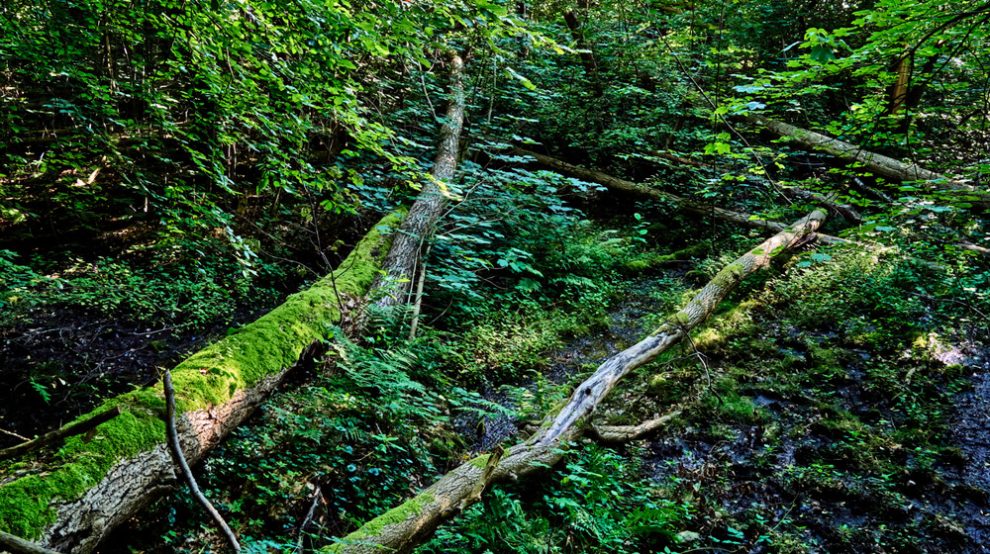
[749,116,989,204]
[648,149,862,223]
[0,214,401,553]
[563,2,602,96]
[373,52,466,308]
[516,148,790,232]
[516,149,865,247]
[323,210,827,554]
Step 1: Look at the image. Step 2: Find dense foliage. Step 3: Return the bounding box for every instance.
[1,0,988,552]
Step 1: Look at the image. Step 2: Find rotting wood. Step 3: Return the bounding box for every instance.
[163,370,240,553]
[516,149,856,247]
[516,148,790,232]
[0,212,400,554]
[322,210,826,554]
[0,531,62,554]
[646,149,862,223]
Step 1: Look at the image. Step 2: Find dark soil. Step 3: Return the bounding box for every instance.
[643,320,990,553]
[0,301,286,449]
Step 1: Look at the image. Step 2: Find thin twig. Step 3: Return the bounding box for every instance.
[294,483,324,554]
[0,407,122,461]
[0,531,62,554]
[163,370,241,553]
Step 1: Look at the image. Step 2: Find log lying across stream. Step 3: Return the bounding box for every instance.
[323,209,827,553]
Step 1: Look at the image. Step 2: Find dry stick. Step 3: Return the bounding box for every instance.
[589,410,683,444]
[408,243,432,341]
[960,241,990,256]
[324,210,826,554]
[294,484,324,554]
[0,531,63,554]
[0,406,122,461]
[163,370,241,553]
[0,427,30,442]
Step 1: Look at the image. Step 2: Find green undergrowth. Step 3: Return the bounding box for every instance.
[0,212,399,539]
[115,196,712,551]
[612,246,983,552]
[421,241,987,553]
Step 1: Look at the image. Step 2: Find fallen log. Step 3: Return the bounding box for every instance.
[516,148,790,233]
[373,52,465,308]
[646,149,862,223]
[0,50,471,552]
[516,149,854,247]
[749,115,989,204]
[322,209,826,553]
[0,213,400,553]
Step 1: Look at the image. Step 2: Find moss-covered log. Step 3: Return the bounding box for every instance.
[322,210,826,554]
[750,116,989,205]
[0,213,401,553]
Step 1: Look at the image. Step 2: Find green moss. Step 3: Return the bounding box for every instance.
[623,241,710,272]
[0,212,401,539]
[693,299,759,351]
[468,453,492,469]
[323,491,435,552]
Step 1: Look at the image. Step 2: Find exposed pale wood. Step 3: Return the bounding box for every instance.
[1,216,397,554]
[750,116,989,204]
[0,531,62,554]
[589,410,683,444]
[163,370,241,553]
[960,241,990,256]
[324,210,826,553]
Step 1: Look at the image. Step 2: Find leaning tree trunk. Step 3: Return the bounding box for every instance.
[0,213,401,553]
[749,116,989,205]
[372,52,466,308]
[322,210,827,554]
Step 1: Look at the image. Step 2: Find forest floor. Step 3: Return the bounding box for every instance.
[6,205,986,553]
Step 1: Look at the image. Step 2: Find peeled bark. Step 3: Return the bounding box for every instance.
[0,52,468,553]
[323,210,826,553]
[373,52,465,308]
[0,214,400,553]
[750,116,989,204]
